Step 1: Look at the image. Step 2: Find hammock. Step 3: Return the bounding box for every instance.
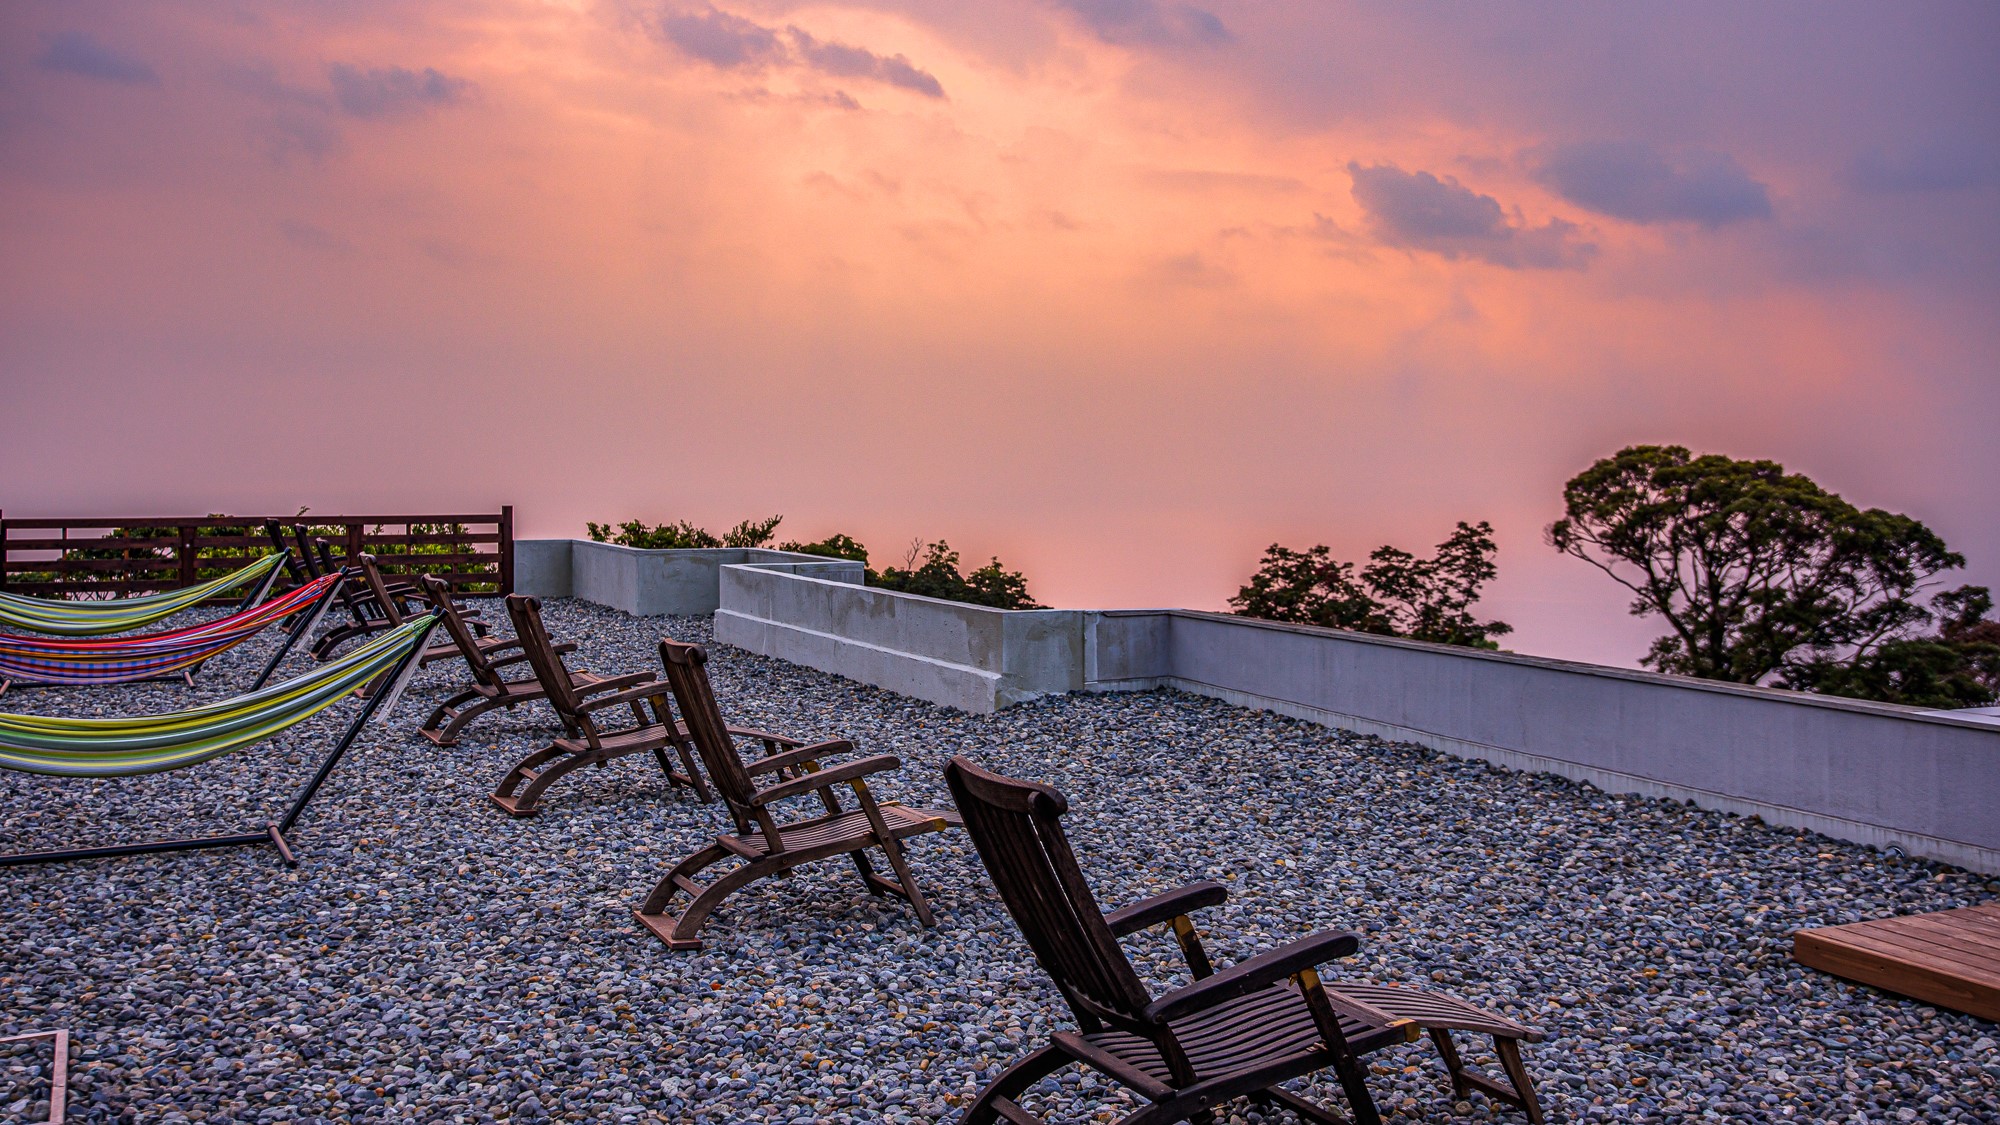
[0,616,436,867]
[0,551,286,636]
[0,572,342,692]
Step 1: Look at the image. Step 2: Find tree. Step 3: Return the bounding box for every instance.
[1547,444,1997,706]
[1230,521,1511,648]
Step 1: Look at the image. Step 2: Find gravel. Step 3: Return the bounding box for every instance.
[2,598,1996,1123]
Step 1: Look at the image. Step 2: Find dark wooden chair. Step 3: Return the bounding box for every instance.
[416,575,595,746]
[353,554,505,670]
[944,757,1547,1125]
[633,638,962,951]
[488,595,711,815]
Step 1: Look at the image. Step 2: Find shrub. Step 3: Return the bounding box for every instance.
[587,515,783,550]
[872,540,1043,610]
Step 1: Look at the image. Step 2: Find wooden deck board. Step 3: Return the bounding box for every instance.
[1793,902,2000,1023]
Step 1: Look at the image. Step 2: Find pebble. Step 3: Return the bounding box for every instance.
[2,600,1996,1122]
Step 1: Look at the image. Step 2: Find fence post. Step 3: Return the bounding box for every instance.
[178,524,197,589]
[498,505,514,596]
[345,522,364,567]
[0,508,7,593]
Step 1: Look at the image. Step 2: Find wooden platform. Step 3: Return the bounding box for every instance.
[1793,901,2000,1022]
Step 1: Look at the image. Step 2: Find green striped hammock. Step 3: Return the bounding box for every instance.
[0,552,286,637]
[0,615,433,778]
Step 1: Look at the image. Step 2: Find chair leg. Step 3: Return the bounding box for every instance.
[1494,1037,1544,1124]
[419,688,497,747]
[1326,1049,1381,1125]
[489,744,579,817]
[960,1044,1071,1125]
[874,833,938,928]
[1429,1028,1473,1101]
[670,741,712,803]
[633,847,777,951]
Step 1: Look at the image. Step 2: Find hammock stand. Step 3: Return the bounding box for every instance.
[0,617,436,869]
[0,551,287,637]
[0,571,346,696]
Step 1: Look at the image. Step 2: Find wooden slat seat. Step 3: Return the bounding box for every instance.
[1081,983,1408,1086]
[721,803,958,859]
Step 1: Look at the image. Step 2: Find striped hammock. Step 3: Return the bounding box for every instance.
[0,616,434,778]
[0,573,341,689]
[0,552,285,636]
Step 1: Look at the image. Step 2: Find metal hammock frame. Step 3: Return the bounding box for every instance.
[0,616,436,868]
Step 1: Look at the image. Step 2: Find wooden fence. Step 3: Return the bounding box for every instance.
[0,508,513,599]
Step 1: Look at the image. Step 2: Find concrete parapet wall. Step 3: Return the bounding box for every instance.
[1086,610,2000,874]
[511,540,862,615]
[715,563,1083,713]
[519,540,2000,872]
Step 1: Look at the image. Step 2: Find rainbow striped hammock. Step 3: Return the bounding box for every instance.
[0,551,286,637]
[0,616,436,868]
[0,572,344,694]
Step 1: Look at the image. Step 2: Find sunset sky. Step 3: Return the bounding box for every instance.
[3,1,1996,666]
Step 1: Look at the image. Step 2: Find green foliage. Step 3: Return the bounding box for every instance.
[1230,521,1511,648]
[778,533,870,563]
[587,515,783,550]
[870,540,1044,610]
[1548,443,1996,706]
[587,520,1043,609]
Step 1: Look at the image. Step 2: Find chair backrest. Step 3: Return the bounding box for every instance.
[657,639,760,830]
[503,595,586,719]
[355,555,407,627]
[943,756,1154,1031]
[419,575,500,686]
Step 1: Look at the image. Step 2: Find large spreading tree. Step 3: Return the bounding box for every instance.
[1547,444,1998,707]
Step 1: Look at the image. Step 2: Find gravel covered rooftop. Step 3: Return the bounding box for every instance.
[4,599,1997,1123]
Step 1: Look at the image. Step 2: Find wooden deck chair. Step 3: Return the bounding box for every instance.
[417,576,598,747]
[632,638,963,951]
[487,595,710,815]
[944,757,1547,1125]
[353,554,504,670]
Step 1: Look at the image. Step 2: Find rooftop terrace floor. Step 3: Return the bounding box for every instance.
[3,600,1996,1123]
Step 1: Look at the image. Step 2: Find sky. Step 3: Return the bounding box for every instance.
[2,1,1996,667]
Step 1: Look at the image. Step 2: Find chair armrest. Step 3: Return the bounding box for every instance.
[750,754,901,806]
[573,672,656,697]
[574,681,674,714]
[730,727,807,750]
[1144,931,1361,1024]
[1105,881,1229,938]
[744,738,853,775]
[550,641,577,655]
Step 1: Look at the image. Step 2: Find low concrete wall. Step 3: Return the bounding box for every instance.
[511,540,862,615]
[520,540,2000,872]
[1083,610,2000,874]
[714,563,1084,713]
